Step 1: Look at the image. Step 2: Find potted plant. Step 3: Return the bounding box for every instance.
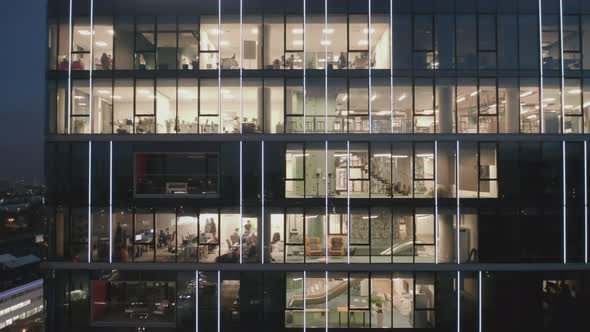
[371,295,385,327]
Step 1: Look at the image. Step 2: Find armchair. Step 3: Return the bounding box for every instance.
[329,236,346,256]
[305,237,323,256]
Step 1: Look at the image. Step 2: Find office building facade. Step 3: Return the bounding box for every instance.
[45,0,590,331]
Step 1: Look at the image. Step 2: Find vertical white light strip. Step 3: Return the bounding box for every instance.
[217,0,221,133]
[389,0,393,133]
[457,271,461,332]
[456,141,460,264]
[539,0,545,133]
[435,141,439,264]
[240,0,243,134]
[240,141,243,263]
[303,270,307,332]
[67,0,72,133]
[261,141,265,263]
[88,141,92,263]
[324,0,328,134]
[325,141,329,261]
[195,270,199,332]
[325,271,328,332]
[303,0,307,133]
[559,0,565,134]
[324,0,329,262]
[238,0,244,262]
[368,0,372,133]
[585,141,588,263]
[478,271,482,332]
[347,141,351,264]
[108,141,113,263]
[217,271,221,332]
[89,0,94,133]
[563,140,567,263]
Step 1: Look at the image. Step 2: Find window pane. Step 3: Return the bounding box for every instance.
[114,17,134,70]
[393,78,412,133]
[93,18,113,70]
[372,78,391,133]
[200,79,220,133]
[520,78,540,133]
[519,15,540,70]
[156,78,177,133]
[456,15,477,69]
[305,15,325,69]
[435,15,455,70]
[264,16,284,69]
[371,14,390,69]
[243,78,262,133]
[498,78,520,133]
[392,143,412,198]
[200,16,219,70]
[157,32,177,70]
[327,14,347,69]
[178,78,198,133]
[220,16,240,69]
[243,16,262,69]
[92,79,113,134]
[435,78,456,133]
[263,78,284,133]
[113,79,133,134]
[136,79,154,115]
[392,15,411,69]
[543,78,562,133]
[498,15,518,69]
[459,142,478,198]
[178,18,199,70]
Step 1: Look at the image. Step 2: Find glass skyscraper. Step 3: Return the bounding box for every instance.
[45,0,590,331]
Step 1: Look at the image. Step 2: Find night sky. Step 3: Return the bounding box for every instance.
[0,0,46,183]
